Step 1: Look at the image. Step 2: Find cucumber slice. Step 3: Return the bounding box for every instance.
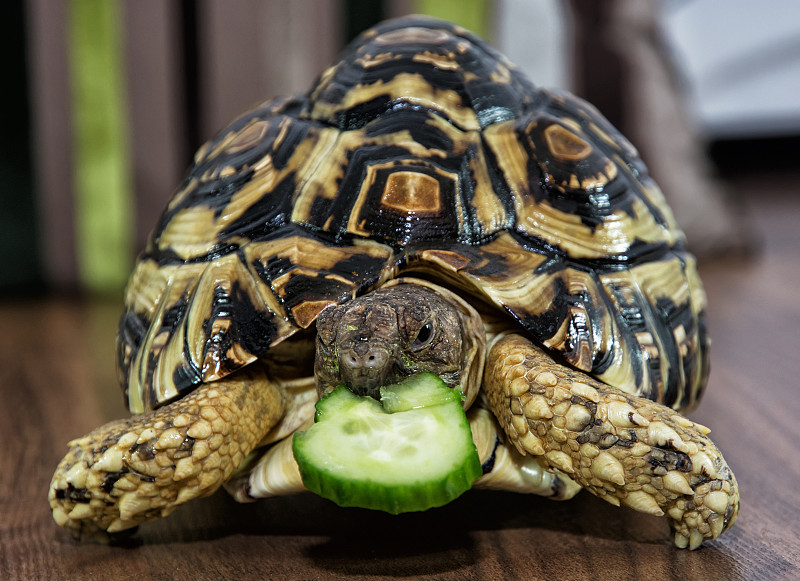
[292,372,481,514]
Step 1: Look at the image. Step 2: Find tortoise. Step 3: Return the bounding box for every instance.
[49,15,738,550]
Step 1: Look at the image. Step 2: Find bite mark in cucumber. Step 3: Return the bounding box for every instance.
[292,372,481,514]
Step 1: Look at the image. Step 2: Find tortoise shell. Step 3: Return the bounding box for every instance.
[118,16,709,415]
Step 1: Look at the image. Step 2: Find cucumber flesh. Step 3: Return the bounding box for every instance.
[380,372,464,412]
[292,372,481,514]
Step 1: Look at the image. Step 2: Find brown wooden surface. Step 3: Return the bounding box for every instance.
[2,175,799,580]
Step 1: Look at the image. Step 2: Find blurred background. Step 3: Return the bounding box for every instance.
[3,0,795,296]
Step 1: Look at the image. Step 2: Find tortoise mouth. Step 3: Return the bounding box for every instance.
[338,340,398,398]
[343,373,391,398]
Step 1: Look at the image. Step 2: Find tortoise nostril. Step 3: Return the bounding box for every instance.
[341,343,389,372]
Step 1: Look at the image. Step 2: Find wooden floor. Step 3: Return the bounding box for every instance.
[2,173,799,580]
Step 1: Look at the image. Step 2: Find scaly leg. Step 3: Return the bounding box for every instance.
[49,365,284,537]
[484,333,738,549]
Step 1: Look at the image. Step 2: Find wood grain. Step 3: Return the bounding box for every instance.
[1,178,798,580]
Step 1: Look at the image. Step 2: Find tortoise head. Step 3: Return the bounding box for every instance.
[314,279,485,407]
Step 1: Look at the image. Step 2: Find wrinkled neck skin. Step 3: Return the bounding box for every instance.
[314,278,485,408]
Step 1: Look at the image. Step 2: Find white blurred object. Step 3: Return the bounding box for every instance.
[494,0,572,90]
[663,0,800,138]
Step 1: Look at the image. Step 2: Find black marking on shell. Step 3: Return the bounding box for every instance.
[364,108,455,152]
[118,309,149,400]
[514,227,680,272]
[217,173,295,242]
[246,226,394,300]
[312,143,414,236]
[271,119,320,170]
[513,276,604,372]
[224,279,278,357]
[653,295,694,409]
[167,166,257,233]
[162,300,187,333]
[359,168,460,244]
[254,254,293,285]
[144,243,243,267]
[692,311,711,406]
[118,310,148,355]
[278,272,354,320]
[328,94,397,132]
[196,276,279,384]
[607,283,649,333]
[171,348,203,397]
[331,252,393,287]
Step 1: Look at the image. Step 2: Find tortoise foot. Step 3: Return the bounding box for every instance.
[485,333,739,549]
[49,369,283,536]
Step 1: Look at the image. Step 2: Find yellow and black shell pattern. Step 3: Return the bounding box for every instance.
[118,16,709,416]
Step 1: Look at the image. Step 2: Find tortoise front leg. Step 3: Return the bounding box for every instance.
[484,333,739,549]
[49,365,285,537]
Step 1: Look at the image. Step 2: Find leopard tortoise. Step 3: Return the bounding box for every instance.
[50,16,738,549]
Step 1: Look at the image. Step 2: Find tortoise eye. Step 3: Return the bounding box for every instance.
[411,321,434,351]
